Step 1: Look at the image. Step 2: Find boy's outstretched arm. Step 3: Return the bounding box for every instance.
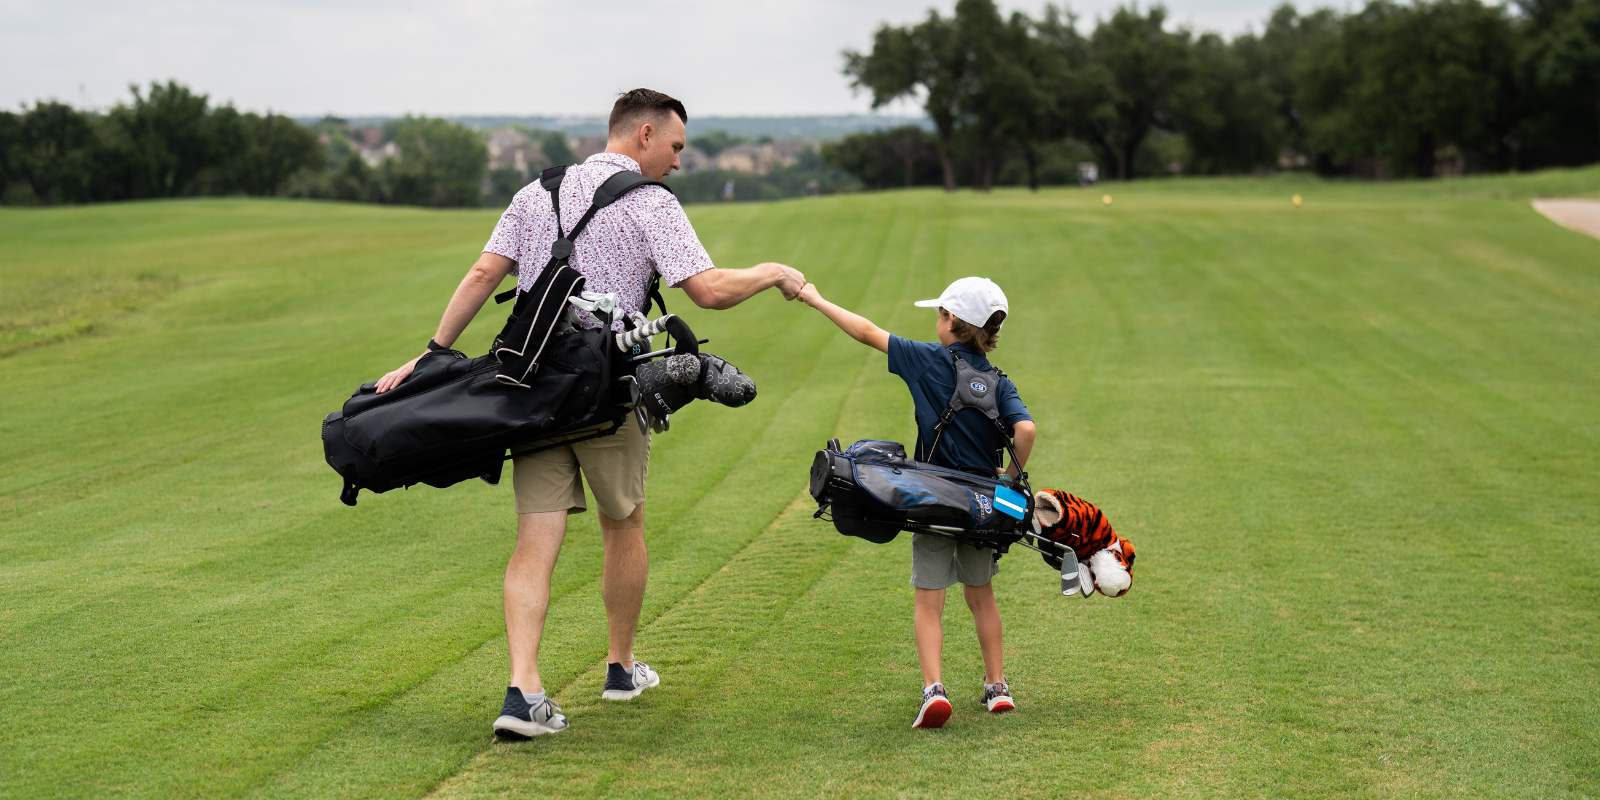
[798,284,890,353]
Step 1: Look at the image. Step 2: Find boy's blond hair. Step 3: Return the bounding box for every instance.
[942,308,1005,353]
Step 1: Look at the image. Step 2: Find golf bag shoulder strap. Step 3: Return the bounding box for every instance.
[492,167,672,305]
[564,169,672,250]
[490,168,673,386]
[578,171,675,317]
[917,350,1022,480]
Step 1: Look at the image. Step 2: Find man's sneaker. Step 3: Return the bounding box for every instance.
[601,660,660,700]
[982,677,1015,713]
[493,687,568,740]
[912,683,953,729]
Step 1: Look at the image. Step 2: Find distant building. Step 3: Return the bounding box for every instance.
[714,141,811,175]
[678,146,712,173]
[569,135,607,161]
[354,126,397,167]
[484,128,548,178]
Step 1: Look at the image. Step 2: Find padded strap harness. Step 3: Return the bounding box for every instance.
[493,166,673,306]
[917,349,1028,489]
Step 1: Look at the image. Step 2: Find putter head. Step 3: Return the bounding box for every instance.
[1060,549,1083,597]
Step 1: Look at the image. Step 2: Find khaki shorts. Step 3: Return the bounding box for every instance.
[909,533,999,590]
[511,421,651,519]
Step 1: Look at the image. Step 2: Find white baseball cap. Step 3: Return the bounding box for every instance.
[913,277,1009,327]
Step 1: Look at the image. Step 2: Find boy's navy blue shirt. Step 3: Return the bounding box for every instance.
[887,336,1031,470]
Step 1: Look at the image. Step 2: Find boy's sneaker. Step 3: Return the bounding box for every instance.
[493,687,568,740]
[982,677,1015,713]
[912,683,953,729]
[601,660,660,700]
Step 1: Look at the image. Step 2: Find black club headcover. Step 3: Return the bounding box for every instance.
[634,354,701,420]
[633,353,758,420]
[694,354,757,407]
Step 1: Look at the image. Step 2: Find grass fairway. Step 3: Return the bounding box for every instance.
[2,172,1599,799]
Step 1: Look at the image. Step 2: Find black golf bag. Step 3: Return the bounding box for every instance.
[322,166,750,506]
[809,439,1034,550]
[807,348,1090,577]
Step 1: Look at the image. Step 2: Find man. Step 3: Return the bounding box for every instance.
[373,89,806,738]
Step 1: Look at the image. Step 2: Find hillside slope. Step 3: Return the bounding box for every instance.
[1,183,1597,798]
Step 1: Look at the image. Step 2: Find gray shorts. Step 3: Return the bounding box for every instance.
[910,533,999,590]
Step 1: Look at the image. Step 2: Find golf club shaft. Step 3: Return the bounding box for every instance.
[628,339,709,362]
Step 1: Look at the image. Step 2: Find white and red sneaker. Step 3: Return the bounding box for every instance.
[982,677,1015,713]
[912,683,953,728]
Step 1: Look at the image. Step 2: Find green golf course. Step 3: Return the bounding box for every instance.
[3,172,1598,798]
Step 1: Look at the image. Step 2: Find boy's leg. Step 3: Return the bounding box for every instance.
[913,587,946,687]
[963,581,1004,684]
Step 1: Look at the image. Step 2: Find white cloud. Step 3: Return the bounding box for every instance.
[2,0,1289,116]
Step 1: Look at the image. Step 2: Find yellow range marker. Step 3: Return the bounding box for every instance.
[1293,194,1303,207]
[1102,194,1113,206]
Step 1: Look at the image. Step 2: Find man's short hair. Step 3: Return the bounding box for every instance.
[608,89,688,138]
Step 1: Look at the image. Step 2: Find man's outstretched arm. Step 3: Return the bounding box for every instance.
[375,253,517,393]
[678,262,806,310]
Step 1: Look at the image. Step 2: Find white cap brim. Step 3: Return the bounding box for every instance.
[912,299,942,307]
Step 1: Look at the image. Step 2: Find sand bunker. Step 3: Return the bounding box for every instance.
[1532,199,1600,240]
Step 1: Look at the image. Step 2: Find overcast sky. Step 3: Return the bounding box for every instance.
[4,0,1296,118]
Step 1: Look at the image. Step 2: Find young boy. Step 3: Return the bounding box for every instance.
[798,277,1035,729]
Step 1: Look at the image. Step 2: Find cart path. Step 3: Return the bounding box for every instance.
[1532,198,1600,240]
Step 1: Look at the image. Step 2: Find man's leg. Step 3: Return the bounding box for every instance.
[599,503,647,667]
[505,510,568,693]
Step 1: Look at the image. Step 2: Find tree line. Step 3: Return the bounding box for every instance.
[834,0,1600,188]
[0,82,321,205]
[0,82,491,207]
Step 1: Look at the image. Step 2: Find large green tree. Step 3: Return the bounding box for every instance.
[1074,6,1193,180]
[379,116,488,207]
[1514,0,1600,166]
[0,101,102,204]
[1234,5,1341,168]
[1172,32,1283,173]
[1297,0,1517,176]
[844,6,968,189]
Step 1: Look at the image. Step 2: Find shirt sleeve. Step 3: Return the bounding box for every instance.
[483,190,529,272]
[635,188,715,287]
[887,335,939,378]
[999,378,1032,426]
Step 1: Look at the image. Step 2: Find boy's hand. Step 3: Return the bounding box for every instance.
[798,282,821,307]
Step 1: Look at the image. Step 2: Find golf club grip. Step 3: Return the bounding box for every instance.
[615,314,677,351]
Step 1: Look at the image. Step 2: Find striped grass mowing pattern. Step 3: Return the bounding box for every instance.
[1,172,1598,798]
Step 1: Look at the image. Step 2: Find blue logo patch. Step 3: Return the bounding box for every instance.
[970,381,987,393]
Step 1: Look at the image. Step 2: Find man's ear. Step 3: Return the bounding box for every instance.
[639,122,654,149]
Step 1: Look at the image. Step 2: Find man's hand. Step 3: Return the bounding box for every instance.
[376,353,425,394]
[768,263,807,300]
[373,252,515,394]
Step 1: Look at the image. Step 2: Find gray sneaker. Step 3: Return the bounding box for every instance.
[981,677,1015,713]
[601,660,660,700]
[493,687,568,739]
